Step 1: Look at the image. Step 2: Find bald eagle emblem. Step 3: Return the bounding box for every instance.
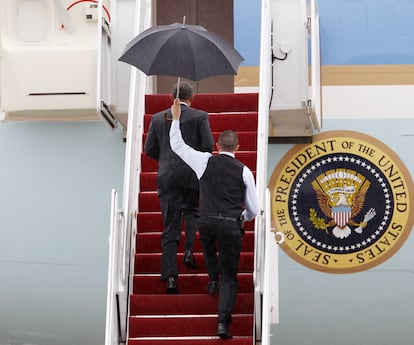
[310,169,376,239]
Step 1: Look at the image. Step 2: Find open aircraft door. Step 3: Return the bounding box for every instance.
[308,0,322,132]
[268,0,322,142]
[0,0,117,128]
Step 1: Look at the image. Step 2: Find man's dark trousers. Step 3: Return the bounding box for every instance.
[198,216,243,324]
[159,185,198,280]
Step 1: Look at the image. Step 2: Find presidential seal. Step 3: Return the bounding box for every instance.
[268,130,414,273]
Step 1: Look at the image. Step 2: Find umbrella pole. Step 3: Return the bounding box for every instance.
[175,16,185,99]
[176,77,180,99]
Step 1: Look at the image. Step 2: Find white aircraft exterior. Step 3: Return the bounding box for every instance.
[0,1,413,345]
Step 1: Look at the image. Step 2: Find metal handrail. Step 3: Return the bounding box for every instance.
[261,188,284,345]
[104,1,152,345]
[261,189,272,345]
[253,0,273,342]
[104,189,125,345]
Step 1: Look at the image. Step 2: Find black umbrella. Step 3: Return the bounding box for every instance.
[118,21,244,82]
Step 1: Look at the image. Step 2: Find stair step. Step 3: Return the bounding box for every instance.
[134,252,254,274]
[129,314,253,338]
[141,153,158,172]
[143,130,258,152]
[139,156,256,209]
[236,152,257,171]
[212,131,257,150]
[209,113,258,132]
[138,191,159,212]
[136,231,254,253]
[144,112,258,133]
[137,212,255,232]
[130,293,253,315]
[128,337,253,345]
[141,151,257,173]
[133,273,253,294]
[140,170,256,192]
[145,93,258,114]
[140,172,157,192]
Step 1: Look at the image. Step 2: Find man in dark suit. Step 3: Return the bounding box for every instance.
[144,82,214,294]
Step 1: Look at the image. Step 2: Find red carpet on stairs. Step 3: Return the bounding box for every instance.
[129,93,259,345]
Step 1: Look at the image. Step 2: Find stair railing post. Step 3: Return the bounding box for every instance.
[254,0,273,343]
[119,0,153,343]
[105,189,124,345]
[261,188,283,345]
[104,0,153,344]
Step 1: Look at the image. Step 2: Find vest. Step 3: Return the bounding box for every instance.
[199,154,245,219]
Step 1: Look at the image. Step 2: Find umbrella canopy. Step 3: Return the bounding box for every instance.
[119,22,244,81]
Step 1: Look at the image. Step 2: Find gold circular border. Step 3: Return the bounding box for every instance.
[268,130,414,273]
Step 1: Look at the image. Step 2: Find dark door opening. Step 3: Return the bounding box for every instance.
[156,0,235,94]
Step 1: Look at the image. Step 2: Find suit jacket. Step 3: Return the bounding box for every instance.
[144,103,214,192]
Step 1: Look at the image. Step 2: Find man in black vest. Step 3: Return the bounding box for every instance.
[170,98,259,339]
[144,83,214,294]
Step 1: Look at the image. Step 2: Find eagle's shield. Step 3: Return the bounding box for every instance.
[332,206,352,228]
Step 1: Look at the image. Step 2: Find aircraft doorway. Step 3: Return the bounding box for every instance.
[156,0,235,94]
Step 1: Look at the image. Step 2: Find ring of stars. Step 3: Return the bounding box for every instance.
[290,154,392,253]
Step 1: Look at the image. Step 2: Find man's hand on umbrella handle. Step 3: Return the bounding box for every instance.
[171,98,181,120]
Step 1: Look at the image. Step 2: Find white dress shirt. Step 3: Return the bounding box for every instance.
[170,119,259,221]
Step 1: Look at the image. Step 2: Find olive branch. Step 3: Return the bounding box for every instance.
[309,208,329,234]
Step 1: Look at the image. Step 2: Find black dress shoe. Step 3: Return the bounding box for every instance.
[217,322,232,339]
[183,250,199,269]
[206,280,219,294]
[166,276,178,294]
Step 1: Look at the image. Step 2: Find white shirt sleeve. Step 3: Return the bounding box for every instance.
[242,166,259,221]
[171,119,259,221]
[170,120,211,179]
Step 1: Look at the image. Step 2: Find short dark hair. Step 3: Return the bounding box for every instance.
[171,82,194,100]
[218,130,239,151]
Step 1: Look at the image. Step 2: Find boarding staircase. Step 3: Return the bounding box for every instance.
[126,93,259,345]
[104,0,284,343]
